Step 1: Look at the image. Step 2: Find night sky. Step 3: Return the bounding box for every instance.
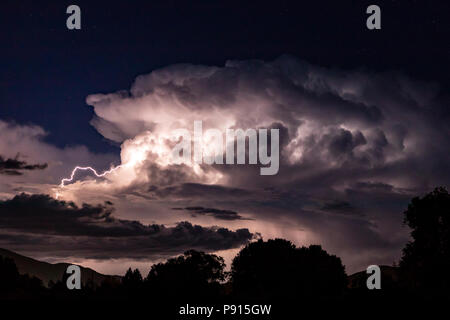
[0,0,449,275]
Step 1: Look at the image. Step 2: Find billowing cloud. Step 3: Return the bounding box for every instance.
[70,55,449,195]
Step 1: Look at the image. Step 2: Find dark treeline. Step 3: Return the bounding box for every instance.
[1,187,450,302]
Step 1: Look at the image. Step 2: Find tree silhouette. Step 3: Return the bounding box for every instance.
[0,256,20,294]
[400,187,450,296]
[121,267,144,297]
[123,268,143,287]
[231,239,347,299]
[145,250,225,299]
[0,255,45,298]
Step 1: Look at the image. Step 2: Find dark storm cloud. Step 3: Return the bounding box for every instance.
[173,206,244,221]
[352,181,394,192]
[321,200,363,216]
[0,194,254,259]
[0,155,47,175]
[152,183,252,200]
[326,129,366,157]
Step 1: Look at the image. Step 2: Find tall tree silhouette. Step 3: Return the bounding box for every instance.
[231,239,347,299]
[123,268,143,287]
[145,250,225,299]
[121,267,144,297]
[400,187,450,296]
[0,256,44,298]
[0,256,20,294]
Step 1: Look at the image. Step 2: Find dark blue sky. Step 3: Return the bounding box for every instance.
[1,0,449,153]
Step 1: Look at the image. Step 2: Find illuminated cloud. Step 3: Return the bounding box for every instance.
[54,56,444,199]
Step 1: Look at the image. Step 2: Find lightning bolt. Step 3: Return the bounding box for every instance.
[59,165,124,188]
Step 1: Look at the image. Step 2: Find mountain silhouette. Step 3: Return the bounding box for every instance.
[0,248,121,288]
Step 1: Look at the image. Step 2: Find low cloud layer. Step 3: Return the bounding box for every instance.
[0,193,254,260]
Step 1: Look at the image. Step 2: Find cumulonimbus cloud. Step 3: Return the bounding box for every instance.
[75,55,449,196]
